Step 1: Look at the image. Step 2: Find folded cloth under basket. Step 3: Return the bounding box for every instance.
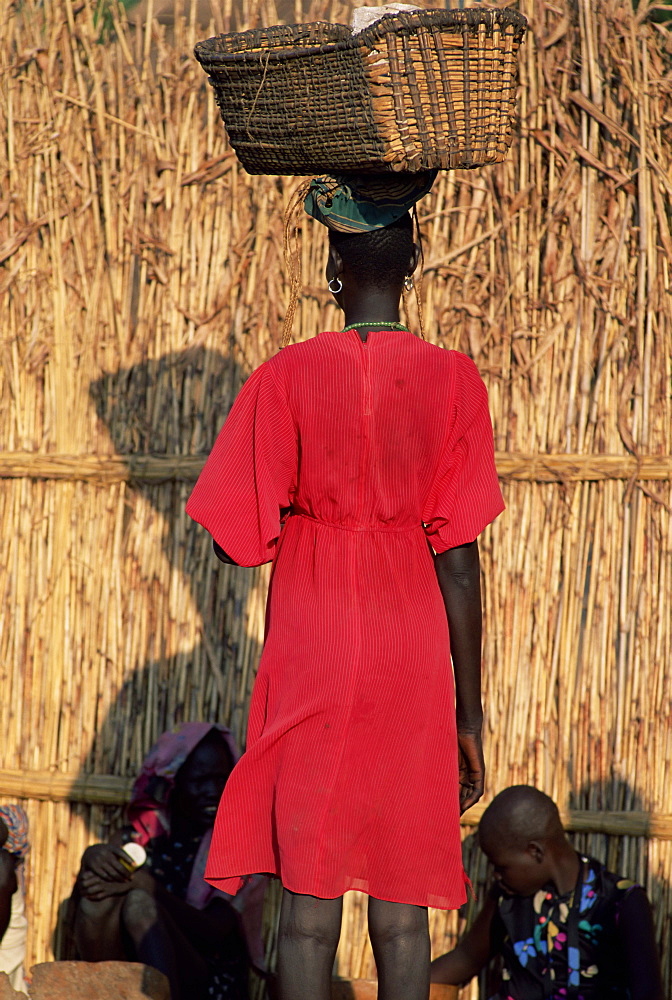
[194,7,527,176]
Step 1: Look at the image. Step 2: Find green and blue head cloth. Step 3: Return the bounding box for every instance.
[304,169,437,233]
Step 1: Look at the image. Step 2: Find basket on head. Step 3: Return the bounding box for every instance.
[194,8,527,176]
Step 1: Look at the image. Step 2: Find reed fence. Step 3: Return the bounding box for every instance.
[0,0,671,995]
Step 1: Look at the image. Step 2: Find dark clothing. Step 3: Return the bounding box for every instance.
[147,834,249,1000]
[490,855,640,999]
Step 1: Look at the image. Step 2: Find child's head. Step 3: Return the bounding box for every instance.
[478,785,568,897]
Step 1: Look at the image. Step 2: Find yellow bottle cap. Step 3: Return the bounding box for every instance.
[120,842,147,871]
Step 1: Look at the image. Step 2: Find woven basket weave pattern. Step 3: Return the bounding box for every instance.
[200,23,387,175]
[364,14,522,169]
[195,9,527,175]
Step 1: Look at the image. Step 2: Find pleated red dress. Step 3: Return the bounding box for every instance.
[186,329,504,909]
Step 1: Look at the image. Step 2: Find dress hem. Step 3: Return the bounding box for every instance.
[205,870,468,912]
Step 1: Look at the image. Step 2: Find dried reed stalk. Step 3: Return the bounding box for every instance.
[6,769,672,840]
[1,452,672,482]
[0,771,133,805]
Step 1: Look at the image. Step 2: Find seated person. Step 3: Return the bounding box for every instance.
[0,805,29,993]
[431,785,664,1000]
[71,723,265,1000]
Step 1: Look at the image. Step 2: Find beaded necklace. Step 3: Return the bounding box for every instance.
[342,321,409,332]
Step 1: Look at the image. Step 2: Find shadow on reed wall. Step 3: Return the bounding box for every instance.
[51,347,266,954]
[86,346,261,751]
[568,778,671,986]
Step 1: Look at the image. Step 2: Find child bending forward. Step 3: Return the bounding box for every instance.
[431,785,663,1000]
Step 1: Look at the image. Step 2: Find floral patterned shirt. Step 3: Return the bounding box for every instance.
[490,855,639,999]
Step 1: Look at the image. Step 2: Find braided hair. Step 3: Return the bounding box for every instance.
[328,212,415,289]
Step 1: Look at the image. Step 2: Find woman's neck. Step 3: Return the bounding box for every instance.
[342,308,402,327]
[341,287,402,328]
[342,314,405,342]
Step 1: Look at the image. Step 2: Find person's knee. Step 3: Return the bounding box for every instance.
[73,894,126,961]
[121,888,159,938]
[279,915,337,950]
[75,894,121,924]
[369,900,428,949]
[279,897,341,951]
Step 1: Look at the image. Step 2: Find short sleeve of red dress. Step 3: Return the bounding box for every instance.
[422,352,505,553]
[186,362,297,567]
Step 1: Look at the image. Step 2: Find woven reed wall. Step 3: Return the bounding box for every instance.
[1,0,671,994]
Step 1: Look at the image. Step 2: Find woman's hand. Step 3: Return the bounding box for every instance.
[78,854,158,901]
[78,869,133,901]
[80,844,132,883]
[457,728,485,813]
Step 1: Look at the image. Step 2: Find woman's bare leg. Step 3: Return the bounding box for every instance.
[277,890,343,1000]
[368,896,430,1000]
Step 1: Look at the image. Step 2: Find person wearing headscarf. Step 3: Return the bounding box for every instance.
[0,804,29,993]
[186,171,504,999]
[303,170,437,234]
[70,723,265,1000]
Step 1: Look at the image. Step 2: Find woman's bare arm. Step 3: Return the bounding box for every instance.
[213,540,239,565]
[434,539,484,812]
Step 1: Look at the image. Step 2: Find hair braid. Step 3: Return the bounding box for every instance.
[412,204,426,340]
[282,180,313,348]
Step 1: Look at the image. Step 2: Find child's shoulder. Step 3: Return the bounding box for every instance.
[583,855,641,903]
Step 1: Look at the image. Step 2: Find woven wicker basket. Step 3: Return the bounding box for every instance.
[194,8,527,176]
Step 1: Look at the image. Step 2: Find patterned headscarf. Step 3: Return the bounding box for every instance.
[127,722,239,844]
[304,169,437,233]
[0,805,29,862]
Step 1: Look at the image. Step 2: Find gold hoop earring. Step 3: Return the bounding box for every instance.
[403,275,413,292]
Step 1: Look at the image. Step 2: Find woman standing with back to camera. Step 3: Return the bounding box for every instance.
[186,173,505,1000]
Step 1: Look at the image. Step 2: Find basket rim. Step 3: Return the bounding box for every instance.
[355,6,527,42]
[195,7,527,68]
[194,21,351,66]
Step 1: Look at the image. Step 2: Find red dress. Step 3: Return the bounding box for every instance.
[186,329,504,909]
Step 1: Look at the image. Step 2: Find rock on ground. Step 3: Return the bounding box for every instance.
[9,962,169,1000]
[0,972,26,998]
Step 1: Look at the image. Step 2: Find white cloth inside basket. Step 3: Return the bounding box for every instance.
[350,3,421,35]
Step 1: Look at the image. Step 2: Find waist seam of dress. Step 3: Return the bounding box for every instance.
[291,513,423,534]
